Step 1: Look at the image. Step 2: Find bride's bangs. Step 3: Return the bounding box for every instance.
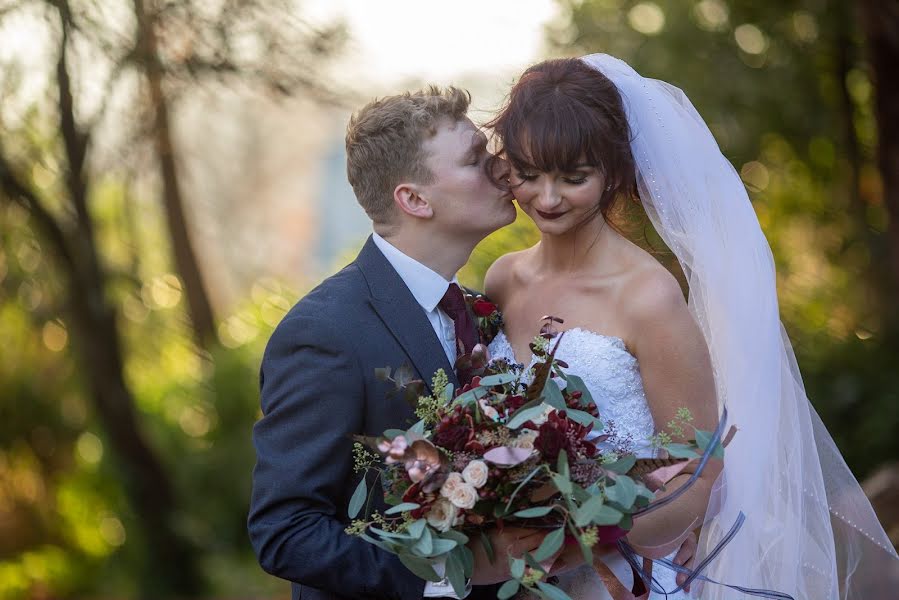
[505,94,610,175]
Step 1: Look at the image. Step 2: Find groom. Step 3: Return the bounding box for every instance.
[247,86,539,600]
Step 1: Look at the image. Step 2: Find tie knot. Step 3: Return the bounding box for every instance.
[439,283,467,318]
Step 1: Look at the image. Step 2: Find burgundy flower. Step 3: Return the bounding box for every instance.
[505,395,527,412]
[534,410,597,461]
[433,423,471,452]
[472,298,498,317]
[535,420,568,461]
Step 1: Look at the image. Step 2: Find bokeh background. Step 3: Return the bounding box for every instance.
[1,0,898,597]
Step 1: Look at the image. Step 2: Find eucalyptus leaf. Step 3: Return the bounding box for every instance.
[412,525,433,556]
[348,477,367,519]
[603,454,637,474]
[480,529,495,564]
[440,529,469,545]
[557,449,570,480]
[459,545,474,576]
[479,372,519,386]
[368,526,414,540]
[568,519,593,564]
[513,506,554,518]
[360,533,401,555]
[594,504,624,526]
[532,527,565,562]
[524,551,547,573]
[665,443,701,459]
[454,387,486,406]
[507,403,549,429]
[536,581,575,600]
[695,429,725,459]
[574,495,605,528]
[542,379,566,410]
[385,502,420,515]
[406,519,427,539]
[564,409,603,429]
[383,429,406,440]
[510,556,526,579]
[497,580,521,600]
[398,553,442,582]
[571,482,590,503]
[446,549,467,598]
[551,472,572,496]
[426,538,458,556]
[408,419,426,436]
[606,475,637,508]
[443,383,455,403]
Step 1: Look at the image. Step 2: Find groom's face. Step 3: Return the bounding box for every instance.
[418,117,515,239]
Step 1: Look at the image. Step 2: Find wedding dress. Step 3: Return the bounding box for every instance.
[488,327,686,599]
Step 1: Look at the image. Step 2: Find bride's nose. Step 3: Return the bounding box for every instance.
[535,180,563,211]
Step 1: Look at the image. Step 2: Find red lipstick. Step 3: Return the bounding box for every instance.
[536,210,566,220]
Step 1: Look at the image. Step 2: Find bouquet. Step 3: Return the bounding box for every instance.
[347,319,722,599]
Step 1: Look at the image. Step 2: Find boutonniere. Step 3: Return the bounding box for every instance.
[463,293,503,346]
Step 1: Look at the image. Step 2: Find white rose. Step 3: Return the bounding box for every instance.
[513,430,538,451]
[426,498,457,532]
[440,472,465,498]
[449,482,478,509]
[462,460,489,489]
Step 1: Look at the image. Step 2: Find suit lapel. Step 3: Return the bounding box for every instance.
[355,236,459,393]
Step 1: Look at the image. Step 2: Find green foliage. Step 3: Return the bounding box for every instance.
[0,181,300,597]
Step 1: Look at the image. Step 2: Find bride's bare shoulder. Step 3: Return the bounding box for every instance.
[618,252,687,323]
[484,248,533,305]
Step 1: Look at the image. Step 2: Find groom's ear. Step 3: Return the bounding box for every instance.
[393,183,434,220]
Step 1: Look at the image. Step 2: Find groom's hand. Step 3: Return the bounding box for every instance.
[469,526,545,585]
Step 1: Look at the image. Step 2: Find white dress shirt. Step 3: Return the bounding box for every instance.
[370,232,469,599]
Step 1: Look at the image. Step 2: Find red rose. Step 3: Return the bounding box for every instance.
[472,298,497,317]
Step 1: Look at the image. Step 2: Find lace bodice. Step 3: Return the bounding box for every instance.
[488,327,657,458]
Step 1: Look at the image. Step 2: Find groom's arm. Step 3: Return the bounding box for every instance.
[248,312,425,600]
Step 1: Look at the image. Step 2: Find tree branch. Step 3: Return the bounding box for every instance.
[0,149,78,276]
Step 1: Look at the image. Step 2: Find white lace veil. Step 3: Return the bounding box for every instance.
[581,53,899,599]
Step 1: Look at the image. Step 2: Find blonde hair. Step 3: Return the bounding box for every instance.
[345,86,470,224]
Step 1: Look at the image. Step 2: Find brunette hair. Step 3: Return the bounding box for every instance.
[346,86,470,225]
[486,58,638,224]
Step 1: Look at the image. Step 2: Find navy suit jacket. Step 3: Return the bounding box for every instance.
[248,237,498,600]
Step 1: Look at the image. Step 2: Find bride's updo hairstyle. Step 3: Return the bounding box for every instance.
[486,58,638,225]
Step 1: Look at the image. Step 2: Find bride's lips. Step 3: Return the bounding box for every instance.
[536,210,567,220]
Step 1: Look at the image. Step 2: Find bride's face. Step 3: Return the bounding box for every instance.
[509,161,605,234]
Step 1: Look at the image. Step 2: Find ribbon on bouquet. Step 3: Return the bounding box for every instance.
[587,407,795,600]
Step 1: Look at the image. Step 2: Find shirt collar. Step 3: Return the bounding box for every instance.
[371,232,457,313]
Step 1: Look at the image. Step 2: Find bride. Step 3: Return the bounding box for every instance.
[482,55,899,598]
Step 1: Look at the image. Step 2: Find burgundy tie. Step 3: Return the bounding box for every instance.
[438,283,478,359]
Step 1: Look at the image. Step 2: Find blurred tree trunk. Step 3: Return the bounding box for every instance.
[0,4,203,595]
[134,0,217,348]
[860,1,899,337]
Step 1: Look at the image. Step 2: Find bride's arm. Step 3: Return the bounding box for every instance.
[621,268,721,559]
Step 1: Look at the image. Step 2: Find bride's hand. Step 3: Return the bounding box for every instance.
[672,530,697,592]
[469,526,545,585]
